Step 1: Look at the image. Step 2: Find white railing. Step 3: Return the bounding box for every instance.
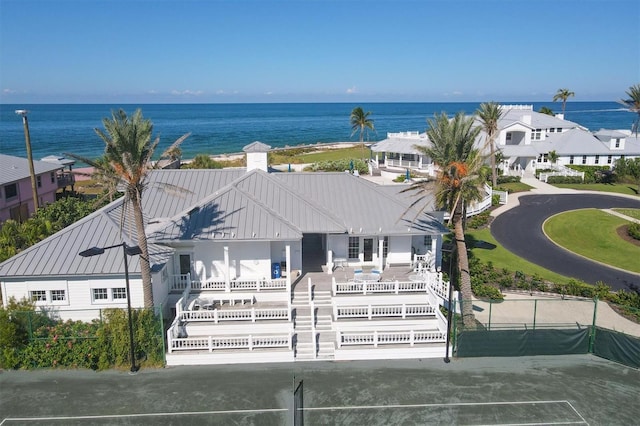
[492,189,508,205]
[179,307,290,323]
[336,329,446,348]
[443,183,492,220]
[413,251,435,272]
[386,159,420,169]
[538,166,585,183]
[170,275,287,292]
[334,304,436,320]
[387,131,421,138]
[168,332,293,353]
[333,279,428,295]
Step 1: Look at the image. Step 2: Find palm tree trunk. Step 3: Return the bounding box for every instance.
[453,203,475,327]
[132,192,154,308]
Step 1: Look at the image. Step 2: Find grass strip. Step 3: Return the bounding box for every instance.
[543,209,640,273]
[553,183,639,196]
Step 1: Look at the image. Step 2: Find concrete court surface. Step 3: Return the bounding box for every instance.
[1,354,639,425]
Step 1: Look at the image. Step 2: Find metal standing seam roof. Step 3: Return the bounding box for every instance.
[498,108,581,131]
[370,135,428,155]
[545,128,640,156]
[0,154,65,185]
[243,141,272,152]
[0,198,173,278]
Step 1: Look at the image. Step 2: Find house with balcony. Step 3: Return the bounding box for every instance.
[0,142,452,365]
[0,154,75,223]
[370,131,436,178]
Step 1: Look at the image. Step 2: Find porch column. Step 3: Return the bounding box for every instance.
[431,236,438,272]
[224,245,230,292]
[327,246,333,275]
[286,244,291,311]
[399,153,403,167]
[418,156,423,169]
[378,238,384,271]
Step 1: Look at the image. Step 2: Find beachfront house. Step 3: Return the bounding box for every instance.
[1,142,452,365]
[0,154,74,223]
[369,131,436,178]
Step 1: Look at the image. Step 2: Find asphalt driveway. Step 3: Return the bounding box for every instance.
[490,193,640,291]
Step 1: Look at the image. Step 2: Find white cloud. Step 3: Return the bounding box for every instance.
[346,86,357,94]
[3,88,16,94]
[170,89,204,96]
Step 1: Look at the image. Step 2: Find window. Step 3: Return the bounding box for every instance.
[424,235,432,248]
[607,155,612,164]
[348,237,359,259]
[51,290,66,302]
[582,155,587,165]
[4,183,18,199]
[557,128,562,133]
[382,236,389,258]
[50,172,56,183]
[531,129,542,140]
[92,288,108,301]
[37,175,42,188]
[30,290,47,302]
[569,155,574,165]
[549,128,555,133]
[506,133,512,142]
[615,138,620,148]
[112,288,127,300]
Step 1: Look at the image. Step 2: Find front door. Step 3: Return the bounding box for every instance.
[363,238,373,262]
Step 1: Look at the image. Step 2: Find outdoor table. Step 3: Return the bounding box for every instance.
[354,273,380,282]
[334,258,347,270]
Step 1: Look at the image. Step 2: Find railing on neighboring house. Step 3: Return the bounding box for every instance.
[56,171,75,189]
[170,274,287,293]
[443,183,493,220]
[538,166,585,183]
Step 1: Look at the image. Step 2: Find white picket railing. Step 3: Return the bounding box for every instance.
[168,332,293,353]
[443,183,493,220]
[538,166,585,183]
[170,275,287,292]
[334,304,436,320]
[336,329,446,348]
[179,307,290,323]
[333,280,429,295]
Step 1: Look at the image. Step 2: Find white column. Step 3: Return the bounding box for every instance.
[224,245,230,292]
[286,244,291,301]
[378,238,384,271]
[327,245,334,275]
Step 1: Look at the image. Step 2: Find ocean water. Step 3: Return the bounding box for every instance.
[0,102,635,163]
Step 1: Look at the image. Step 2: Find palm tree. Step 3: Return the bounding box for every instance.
[619,83,640,136]
[350,107,375,160]
[403,112,484,327]
[538,106,554,116]
[68,109,190,308]
[476,102,503,188]
[552,88,575,116]
[548,150,559,168]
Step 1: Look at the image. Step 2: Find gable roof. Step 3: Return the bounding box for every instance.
[243,141,271,152]
[543,128,640,155]
[0,154,64,186]
[370,133,428,155]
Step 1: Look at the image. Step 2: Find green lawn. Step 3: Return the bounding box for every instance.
[543,209,640,273]
[613,208,640,220]
[553,183,639,196]
[495,182,534,193]
[466,228,572,284]
[270,146,369,164]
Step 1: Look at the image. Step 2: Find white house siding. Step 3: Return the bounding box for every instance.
[560,154,632,167]
[1,276,144,321]
[385,235,412,266]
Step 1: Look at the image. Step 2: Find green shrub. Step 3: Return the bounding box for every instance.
[566,165,610,183]
[547,176,583,184]
[467,210,491,229]
[628,223,640,240]
[496,175,521,184]
[471,283,504,300]
[183,154,224,169]
[306,159,368,174]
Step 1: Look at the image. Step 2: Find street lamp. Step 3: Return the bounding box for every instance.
[441,243,456,363]
[79,242,142,373]
[15,110,39,211]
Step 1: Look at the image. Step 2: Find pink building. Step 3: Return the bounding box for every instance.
[0,154,74,222]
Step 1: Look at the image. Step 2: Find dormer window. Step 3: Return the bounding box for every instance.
[615,138,620,148]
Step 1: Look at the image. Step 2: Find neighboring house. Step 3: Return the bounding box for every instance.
[0,154,74,223]
[1,142,451,364]
[370,132,436,176]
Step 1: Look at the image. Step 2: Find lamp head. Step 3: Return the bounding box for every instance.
[79,247,105,257]
[15,109,28,116]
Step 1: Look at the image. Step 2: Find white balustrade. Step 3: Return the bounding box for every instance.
[336,329,446,348]
[171,275,287,292]
[180,307,290,323]
[334,304,436,320]
[168,332,293,353]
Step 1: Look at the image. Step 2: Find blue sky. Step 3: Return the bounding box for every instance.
[1,0,638,103]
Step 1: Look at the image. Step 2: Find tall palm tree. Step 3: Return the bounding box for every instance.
[350,107,375,160]
[403,112,483,327]
[476,102,503,188]
[68,109,190,307]
[538,106,554,116]
[619,83,640,136]
[552,88,575,115]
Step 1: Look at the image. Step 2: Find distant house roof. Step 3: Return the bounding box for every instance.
[497,108,582,131]
[243,141,271,152]
[370,133,428,155]
[0,154,65,186]
[41,155,75,168]
[543,128,640,156]
[593,129,629,140]
[0,168,446,279]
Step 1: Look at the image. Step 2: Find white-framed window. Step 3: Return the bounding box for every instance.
[615,138,620,148]
[50,289,66,302]
[50,172,56,183]
[506,133,512,142]
[424,235,432,248]
[383,236,389,258]
[30,290,47,302]
[112,288,127,300]
[607,155,612,164]
[595,155,600,164]
[92,288,108,301]
[569,155,574,165]
[549,128,555,133]
[582,155,587,165]
[4,183,18,200]
[37,175,42,188]
[556,128,562,132]
[348,237,359,259]
[532,129,542,140]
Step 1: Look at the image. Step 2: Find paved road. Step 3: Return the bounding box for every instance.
[490,193,640,291]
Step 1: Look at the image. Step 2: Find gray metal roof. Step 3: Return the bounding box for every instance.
[545,128,640,156]
[370,134,428,155]
[243,141,271,152]
[497,108,580,131]
[0,154,65,185]
[0,198,173,278]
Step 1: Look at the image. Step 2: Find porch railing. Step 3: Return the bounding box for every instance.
[336,329,446,348]
[334,304,436,320]
[333,279,429,295]
[443,183,493,220]
[179,307,291,323]
[168,332,293,353]
[170,275,287,293]
[538,166,585,182]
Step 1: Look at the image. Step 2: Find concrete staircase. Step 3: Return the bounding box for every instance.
[292,286,335,360]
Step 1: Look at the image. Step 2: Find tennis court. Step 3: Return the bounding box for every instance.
[1,354,638,425]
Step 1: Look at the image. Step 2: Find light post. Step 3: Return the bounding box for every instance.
[79,242,142,373]
[15,110,39,211]
[442,243,456,363]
